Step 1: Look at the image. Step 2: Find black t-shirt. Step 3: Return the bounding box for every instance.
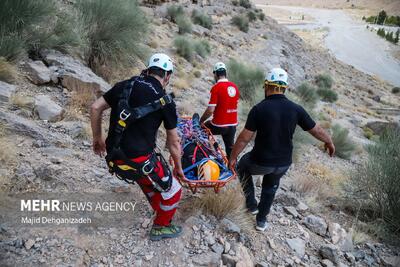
[103,75,177,158]
[245,94,316,167]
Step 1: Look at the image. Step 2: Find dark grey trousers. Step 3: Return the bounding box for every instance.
[238,152,289,223]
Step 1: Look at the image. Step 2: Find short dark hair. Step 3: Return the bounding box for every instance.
[214,69,226,78]
[148,67,172,78]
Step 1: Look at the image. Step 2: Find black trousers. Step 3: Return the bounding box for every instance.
[238,152,289,223]
[205,121,236,159]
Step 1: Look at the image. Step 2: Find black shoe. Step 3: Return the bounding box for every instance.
[248,207,259,215]
[255,221,269,231]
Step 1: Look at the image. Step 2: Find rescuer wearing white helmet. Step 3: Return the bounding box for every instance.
[90,53,184,241]
[229,67,335,232]
[200,62,240,159]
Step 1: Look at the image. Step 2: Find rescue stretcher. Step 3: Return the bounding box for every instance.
[171,115,236,193]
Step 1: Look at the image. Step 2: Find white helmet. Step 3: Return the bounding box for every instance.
[213,62,226,72]
[148,53,173,72]
[265,68,288,86]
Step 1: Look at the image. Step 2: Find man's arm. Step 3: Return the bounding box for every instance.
[90,97,110,156]
[166,128,185,180]
[200,106,215,123]
[229,128,255,169]
[308,124,335,156]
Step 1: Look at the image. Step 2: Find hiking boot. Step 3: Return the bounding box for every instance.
[149,224,182,241]
[255,221,269,232]
[248,207,258,215]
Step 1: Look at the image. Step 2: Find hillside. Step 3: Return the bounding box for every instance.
[0,0,399,266]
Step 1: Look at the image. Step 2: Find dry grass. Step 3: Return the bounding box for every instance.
[0,57,17,83]
[291,161,346,201]
[350,227,370,245]
[173,77,190,90]
[0,124,17,168]
[10,93,34,109]
[65,88,97,119]
[193,183,253,232]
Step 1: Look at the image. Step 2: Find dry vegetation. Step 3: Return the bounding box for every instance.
[0,57,17,83]
[193,183,253,232]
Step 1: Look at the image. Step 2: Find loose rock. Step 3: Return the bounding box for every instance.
[319,244,340,264]
[24,61,52,85]
[34,95,64,122]
[0,81,16,105]
[304,215,328,236]
[286,238,306,258]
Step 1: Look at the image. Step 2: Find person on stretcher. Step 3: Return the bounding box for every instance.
[180,114,222,181]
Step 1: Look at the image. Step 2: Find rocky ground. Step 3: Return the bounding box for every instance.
[0,0,400,266]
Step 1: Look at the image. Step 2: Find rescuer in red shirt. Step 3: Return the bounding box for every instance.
[200,62,240,158]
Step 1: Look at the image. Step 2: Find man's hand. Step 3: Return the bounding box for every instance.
[173,166,185,180]
[324,142,335,157]
[229,158,237,171]
[93,137,106,157]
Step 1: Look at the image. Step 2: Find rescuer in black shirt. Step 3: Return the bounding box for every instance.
[90,53,184,241]
[229,68,335,231]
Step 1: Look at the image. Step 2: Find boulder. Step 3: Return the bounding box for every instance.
[304,215,328,236]
[284,206,300,218]
[319,244,340,264]
[235,243,254,267]
[24,61,51,85]
[321,259,335,267]
[296,201,309,212]
[34,95,64,122]
[286,237,306,258]
[191,252,220,266]
[0,81,16,104]
[275,193,300,206]
[329,223,346,245]
[41,50,110,95]
[221,218,240,233]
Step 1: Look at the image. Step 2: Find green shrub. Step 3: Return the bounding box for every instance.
[348,128,400,240]
[331,124,356,159]
[174,36,193,61]
[0,0,80,61]
[193,40,211,58]
[296,82,319,108]
[232,0,239,6]
[258,12,265,21]
[239,0,251,8]
[392,87,400,94]
[315,73,334,89]
[176,15,192,34]
[232,15,249,32]
[192,10,213,30]
[173,37,211,61]
[167,5,184,23]
[227,59,264,104]
[77,0,148,69]
[317,88,338,102]
[247,11,257,22]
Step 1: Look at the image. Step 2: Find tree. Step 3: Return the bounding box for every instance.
[377,10,387,25]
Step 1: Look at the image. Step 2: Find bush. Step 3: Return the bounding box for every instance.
[0,0,80,61]
[193,40,211,58]
[331,124,356,159]
[0,57,16,83]
[232,0,239,6]
[232,15,249,32]
[193,70,201,78]
[392,87,400,94]
[176,15,192,34]
[77,0,148,69]
[173,37,211,61]
[192,10,213,30]
[167,5,184,23]
[296,82,319,108]
[239,0,252,8]
[258,12,265,21]
[227,59,264,104]
[315,73,334,89]
[174,37,193,61]
[317,88,338,102]
[348,129,400,240]
[247,11,257,22]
